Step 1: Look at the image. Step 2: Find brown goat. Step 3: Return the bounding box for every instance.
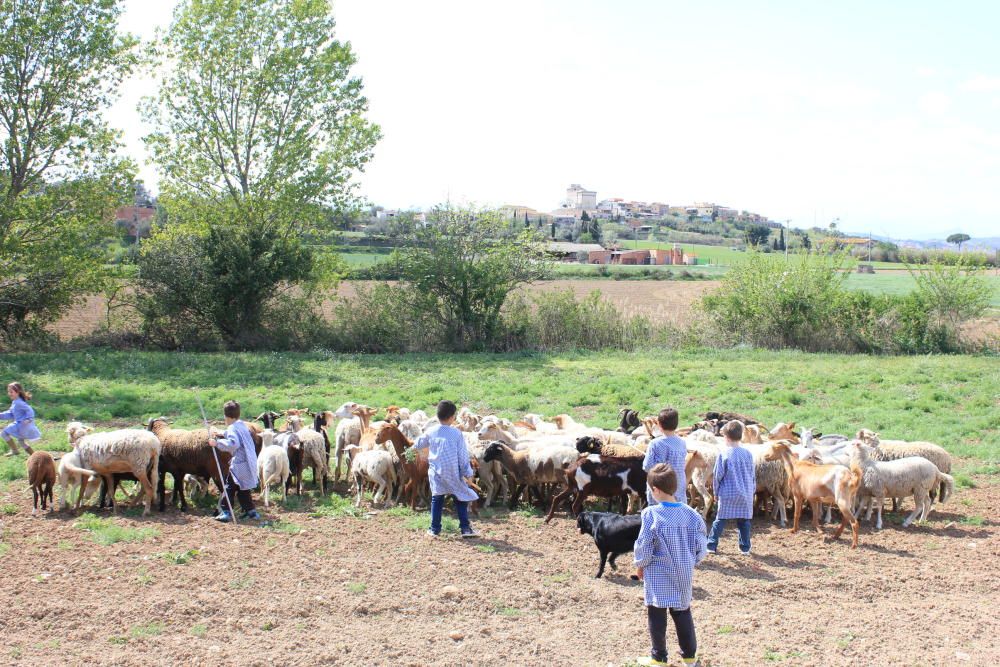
[27,451,56,514]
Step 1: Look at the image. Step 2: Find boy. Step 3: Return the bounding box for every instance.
[642,408,688,506]
[413,400,479,538]
[634,463,706,667]
[209,400,260,522]
[707,420,755,554]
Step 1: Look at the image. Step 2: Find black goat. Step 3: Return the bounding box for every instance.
[617,408,643,434]
[576,511,642,578]
[545,455,647,523]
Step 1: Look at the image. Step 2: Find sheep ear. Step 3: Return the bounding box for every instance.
[787,422,795,429]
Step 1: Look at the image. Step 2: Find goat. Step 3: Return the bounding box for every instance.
[576,511,642,578]
[26,451,56,515]
[545,455,648,523]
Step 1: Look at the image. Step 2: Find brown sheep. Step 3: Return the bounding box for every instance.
[27,451,56,515]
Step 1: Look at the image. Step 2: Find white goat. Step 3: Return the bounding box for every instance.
[257,430,290,508]
[347,446,397,507]
[849,442,954,529]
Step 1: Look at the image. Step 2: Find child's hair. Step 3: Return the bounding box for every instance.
[647,463,678,496]
[223,400,241,419]
[721,420,744,441]
[657,408,679,432]
[8,382,31,401]
[436,400,457,422]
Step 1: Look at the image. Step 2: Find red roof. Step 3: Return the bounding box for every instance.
[115,206,155,222]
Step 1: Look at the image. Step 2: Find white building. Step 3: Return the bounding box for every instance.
[565,184,597,210]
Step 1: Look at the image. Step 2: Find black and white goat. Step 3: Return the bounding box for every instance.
[544,454,647,523]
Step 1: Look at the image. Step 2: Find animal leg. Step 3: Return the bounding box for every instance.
[596,550,608,579]
[508,484,525,510]
[135,471,155,517]
[544,486,575,524]
[791,497,802,533]
[608,552,619,570]
[32,486,39,515]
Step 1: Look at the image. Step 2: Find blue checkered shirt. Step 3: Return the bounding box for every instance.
[634,502,707,609]
[642,435,688,505]
[713,444,755,519]
[214,420,259,490]
[414,424,477,502]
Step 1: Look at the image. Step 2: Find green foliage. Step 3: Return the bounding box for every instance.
[138,0,378,346]
[744,224,771,248]
[397,205,549,351]
[906,260,992,350]
[129,621,163,638]
[0,0,137,345]
[157,549,199,565]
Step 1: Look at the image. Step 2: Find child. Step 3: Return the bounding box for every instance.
[634,463,706,667]
[1,382,41,457]
[208,400,260,521]
[707,420,755,554]
[642,408,689,506]
[413,400,479,538]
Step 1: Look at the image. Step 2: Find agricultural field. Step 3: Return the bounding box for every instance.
[0,350,997,666]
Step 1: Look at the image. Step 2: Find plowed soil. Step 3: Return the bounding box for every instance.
[2,474,997,666]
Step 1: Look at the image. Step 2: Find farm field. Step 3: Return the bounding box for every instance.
[0,349,997,666]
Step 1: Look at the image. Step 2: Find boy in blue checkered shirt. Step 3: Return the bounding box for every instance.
[633,463,707,667]
[707,420,755,554]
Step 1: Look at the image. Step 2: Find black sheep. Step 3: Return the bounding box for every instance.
[577,511,642,578]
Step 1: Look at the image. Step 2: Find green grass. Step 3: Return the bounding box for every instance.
[74,513,159,545]
[266,519,303,534]
[129,621,163,638]
[717,625,735,635]
[0,349,996,466]
[475,544,497,554]
[346,581,366,594]
[2,503,17,515]
[338,251,390,267]
[228,575,254,590]
[404,513,459,534]
[495,604,521,618]
[157,549,200,565]
[309,494,363,519]
[190,623,207,638]
[960,515,985,526]
[845,271,1000,307]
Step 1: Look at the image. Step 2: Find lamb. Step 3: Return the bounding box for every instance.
[464,432,508,507]
[57,446,101,511]
[332,403,372,483]
[257,430,290,508]
[575,435,644,459]
[482,441,576,509]
[855,429,952,501]
[545,454,648,523]
[274,430,303,495]
[147,417,227,512]
[764,442,862,548]
[849,442,954,529]
[26,451,56,515]
[287,414,330,495]
[346,446,397,507]
[576,511,642,578]
[64,422,161,517]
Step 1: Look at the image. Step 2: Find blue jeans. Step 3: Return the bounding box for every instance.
[430,494,472,534]
[707,517,751,553]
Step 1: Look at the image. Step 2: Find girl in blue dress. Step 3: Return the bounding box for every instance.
[1,382,41,456]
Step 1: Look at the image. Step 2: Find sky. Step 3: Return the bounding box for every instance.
[112,0,1000,239]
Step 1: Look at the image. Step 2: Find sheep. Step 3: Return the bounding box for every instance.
[331,403,371,483]
[409,409,429,426]
[147,417,227,512]
[257,430,290,508]
[764,442,862,548]
[274,430,303,495]
[26,451,56,515]
[575,435,644,459]
[287,414,330,495]
[57,446,101,511]
[855,429,953,502]
[743,443,791,527]
[464,431,508,507]
[64,422,161,517]
[522,413,561,434]
[551,414,586,432]
[545,454,648,523]
[375,423,429,509]
[849,442,954,529]
[482,441,577,509]
[346,446,397,507]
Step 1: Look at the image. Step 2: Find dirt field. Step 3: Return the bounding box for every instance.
[48,280,720,340]
[2,475,997,666]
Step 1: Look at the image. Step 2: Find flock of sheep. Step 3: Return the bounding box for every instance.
[22,404,955,551]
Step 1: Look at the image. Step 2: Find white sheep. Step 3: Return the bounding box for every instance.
[63,422,161,516]
[464,431,508,507]
[849,442,954,529]
[856,429,953,501]
[347,446,397,507]
[257,430,290,508]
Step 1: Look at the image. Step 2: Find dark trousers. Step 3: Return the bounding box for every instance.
[647,606,697,662]
[223,473,254,513]
[708,517,751,553]
[430,494,471,534]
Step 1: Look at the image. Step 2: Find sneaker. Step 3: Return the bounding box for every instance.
[740,548,752,555]
[636,657,670,666]
[241,509,261,520]
[460,529,480,539]
[706,546,718,555]
[214,511,233,523]
[425,529,440,538]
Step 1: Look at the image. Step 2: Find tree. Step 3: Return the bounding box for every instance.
[139,0,380,346]
[801,232,811,250]
[946,233,971,252]
[778,227,786,251]
[745,224,771,248]
[0,0,137,342]
[398,205,548,351]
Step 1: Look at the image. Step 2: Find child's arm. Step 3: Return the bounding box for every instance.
[457,436,473,479]
[0,402,13,420]
[211,426,239,453]
[692,521,708,565]
[633,511,656,572]
[641,441,655,471]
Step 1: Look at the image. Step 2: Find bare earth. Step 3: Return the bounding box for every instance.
[2,476,997,667]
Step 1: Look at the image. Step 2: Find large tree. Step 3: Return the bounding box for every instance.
[0,0,136,341]
[139,0,380,346]
[744,224,771,248]
[946,233,970,252]
[398,205,548,351]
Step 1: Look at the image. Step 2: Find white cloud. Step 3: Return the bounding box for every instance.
[960,75,1000,93]
[917,92,952,116]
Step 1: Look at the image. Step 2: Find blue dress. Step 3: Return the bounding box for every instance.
[642,435,689,505]
[215,420,259,490]
[634,502,707,609]
[0,397,41,441]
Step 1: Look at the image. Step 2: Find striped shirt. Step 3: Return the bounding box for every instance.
[0,397,41,441]
[414,424,478,502]
[214,420,259,490]
[713,444,755,519]
[634,502,707,609]
[643,435,688,505]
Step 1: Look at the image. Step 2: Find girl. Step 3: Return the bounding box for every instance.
[1,382,41,456]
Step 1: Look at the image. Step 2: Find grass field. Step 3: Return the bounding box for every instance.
[845,271,1000,308]
[0,349,995,488]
